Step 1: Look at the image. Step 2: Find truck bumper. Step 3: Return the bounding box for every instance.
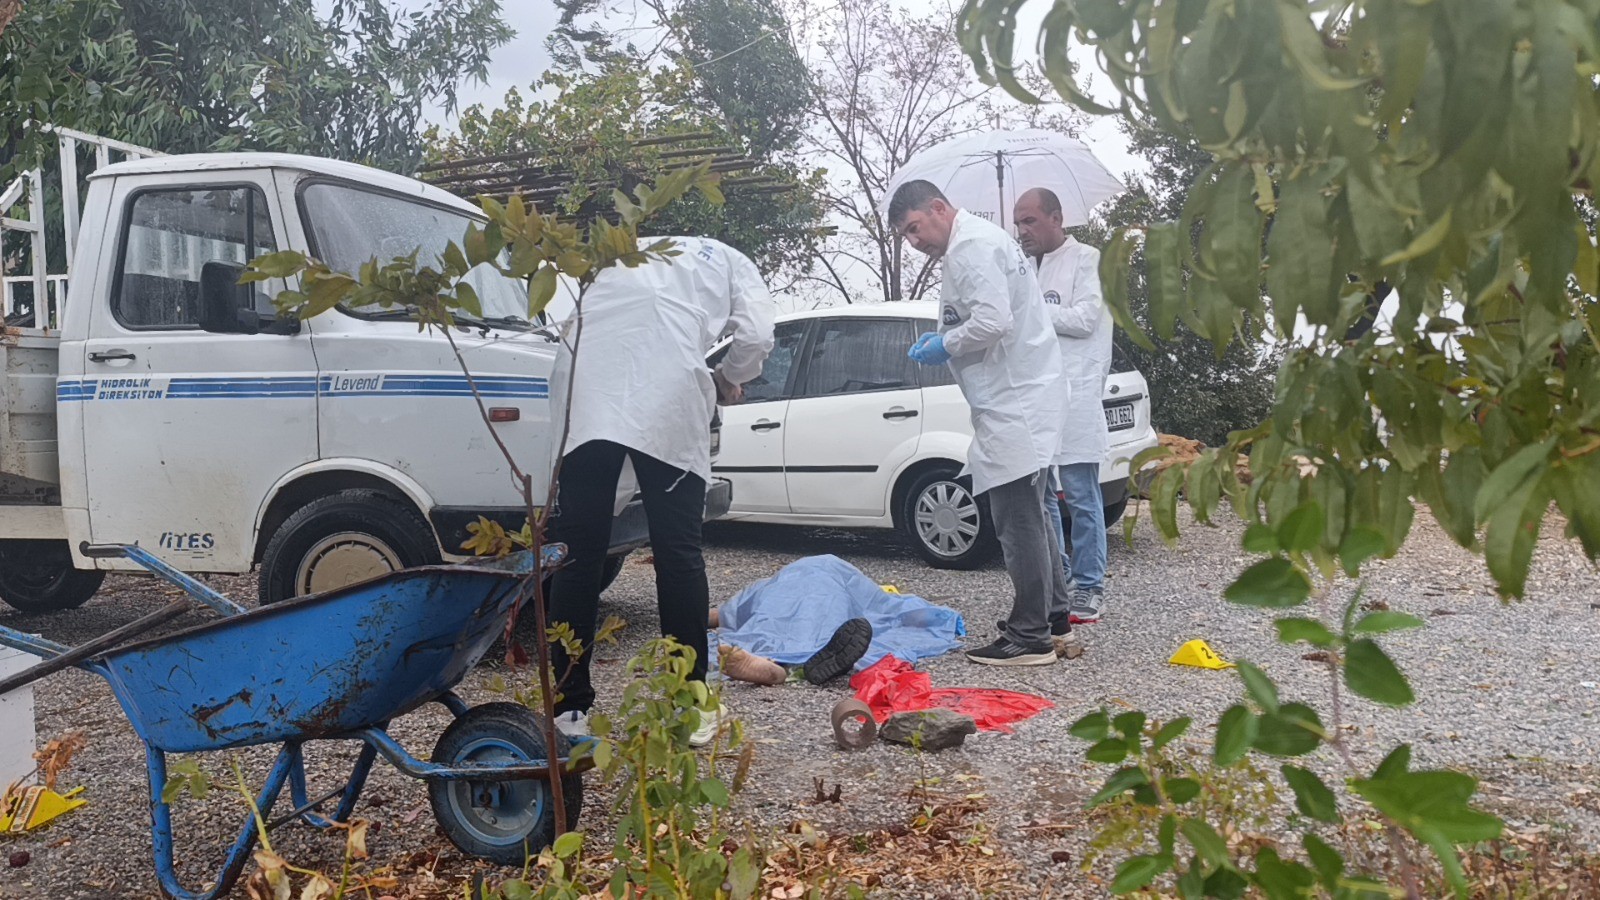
[429,477,734,559]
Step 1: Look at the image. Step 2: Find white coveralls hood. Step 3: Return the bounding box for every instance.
[1038,236,1113,466]
[550,236,775,485]
[937,210,1065,496]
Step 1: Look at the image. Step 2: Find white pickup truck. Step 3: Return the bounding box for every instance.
[0,131,728,612]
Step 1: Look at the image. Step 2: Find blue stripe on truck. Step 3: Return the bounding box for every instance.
[56,374,548,401]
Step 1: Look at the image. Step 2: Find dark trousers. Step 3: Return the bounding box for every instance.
[546,439,709,715]
[987,470,1074,649]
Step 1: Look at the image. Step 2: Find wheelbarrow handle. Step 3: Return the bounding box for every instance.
[0,599,192,696]
[78,542,246,617]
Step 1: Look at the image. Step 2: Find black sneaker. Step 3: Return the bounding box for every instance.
[995,612,1072,637]
[966,638,1057,667]
[803,618,874,685]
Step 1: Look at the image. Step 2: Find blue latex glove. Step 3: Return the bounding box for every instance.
[908,331,950,366]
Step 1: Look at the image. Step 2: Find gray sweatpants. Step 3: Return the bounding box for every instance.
[987,470,1075,649]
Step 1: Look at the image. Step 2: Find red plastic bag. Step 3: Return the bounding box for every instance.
[849,656,1054,733]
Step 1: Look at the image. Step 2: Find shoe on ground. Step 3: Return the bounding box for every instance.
[689,702,726,748]
[965,637,1057,667]
[1053,631,1085,660]
[802,617,874,685]
[553,709,590,739]
[995,611,1071,637]
[1068,587,1106,625]
[720,644,787,685]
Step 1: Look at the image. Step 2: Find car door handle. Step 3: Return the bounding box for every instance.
[882,409,919,420]
[88,350,137,363]
[750,420,781,432]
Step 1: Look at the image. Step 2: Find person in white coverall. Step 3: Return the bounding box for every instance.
[1014,188,1113,625]
[888,180,1083,666]
[545,236,775,746]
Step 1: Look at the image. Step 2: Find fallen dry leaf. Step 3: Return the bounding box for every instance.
[34,732,88,790]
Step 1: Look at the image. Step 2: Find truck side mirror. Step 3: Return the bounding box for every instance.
[198,262,252,333]
[198,261,300,335]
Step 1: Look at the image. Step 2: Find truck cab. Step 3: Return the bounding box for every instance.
[0,147,729,610]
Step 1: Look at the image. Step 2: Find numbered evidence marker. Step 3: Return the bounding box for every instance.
[1169,639,1236,670]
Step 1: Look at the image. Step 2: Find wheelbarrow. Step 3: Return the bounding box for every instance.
[0,542,590,900]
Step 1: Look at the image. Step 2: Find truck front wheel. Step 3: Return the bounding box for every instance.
[260,489,441,605]
[0,540,105,614]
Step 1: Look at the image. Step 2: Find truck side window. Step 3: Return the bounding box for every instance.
[115,187,277,329]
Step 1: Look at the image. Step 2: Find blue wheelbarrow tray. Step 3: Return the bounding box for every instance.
[100,557,523,753]
[0,546,591,900]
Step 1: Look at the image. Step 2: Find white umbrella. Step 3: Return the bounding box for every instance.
[882,129,1126,231]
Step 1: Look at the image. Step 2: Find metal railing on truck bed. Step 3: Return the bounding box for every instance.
[1,125,164,330]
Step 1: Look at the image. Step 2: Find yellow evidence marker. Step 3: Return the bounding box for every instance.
[1169,639,1235,670]
[0,783,87,832]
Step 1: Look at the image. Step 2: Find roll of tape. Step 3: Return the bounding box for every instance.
[831,698,877,750]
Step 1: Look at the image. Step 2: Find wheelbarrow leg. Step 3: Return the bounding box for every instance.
[146,741,297,900]
[285,741,377,829]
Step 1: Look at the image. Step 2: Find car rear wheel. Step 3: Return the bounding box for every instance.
[901,468,998,570]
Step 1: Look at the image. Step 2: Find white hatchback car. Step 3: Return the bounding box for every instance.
[707,302,1160,568]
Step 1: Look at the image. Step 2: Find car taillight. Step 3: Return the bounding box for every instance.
[710,410,722,459]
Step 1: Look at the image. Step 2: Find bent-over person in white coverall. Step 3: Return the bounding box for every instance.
[888,180,1083,666]
[1014,187,1114,625]
[546,236,776,746]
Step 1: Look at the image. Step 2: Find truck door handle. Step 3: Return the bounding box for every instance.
[89,350,136,362]
[883,409,919,420]
[751,420,781,432]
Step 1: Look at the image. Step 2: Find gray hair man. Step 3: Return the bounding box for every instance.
[888,179,1083,665]
[1013,187,1114,624]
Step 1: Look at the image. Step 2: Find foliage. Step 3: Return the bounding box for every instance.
[1081,117,1282,446]
[787,0,1084,305]
[957,0,1600,896]
[662,0,813,157]
[496,639,757,900]
[425,65,828,279]
[546,0,811,158]
[228,759,389,900]
[0,0,511,180]
[1069,678,1504,898]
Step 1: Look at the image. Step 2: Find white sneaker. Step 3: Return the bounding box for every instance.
[688,702,726,748]
[553,710,589,739]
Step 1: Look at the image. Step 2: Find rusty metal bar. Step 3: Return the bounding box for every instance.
[0,600,192,696]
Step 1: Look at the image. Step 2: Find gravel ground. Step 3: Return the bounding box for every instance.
[2,506,1598,898]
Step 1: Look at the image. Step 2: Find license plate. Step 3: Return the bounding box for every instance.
[1105,402,1136,430]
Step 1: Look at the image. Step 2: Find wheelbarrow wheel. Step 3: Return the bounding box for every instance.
[428,702,583,866]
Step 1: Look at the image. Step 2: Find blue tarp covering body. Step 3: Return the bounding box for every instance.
[715,555,967,671]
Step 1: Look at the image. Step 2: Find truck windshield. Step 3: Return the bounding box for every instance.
[301,182,531,327]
